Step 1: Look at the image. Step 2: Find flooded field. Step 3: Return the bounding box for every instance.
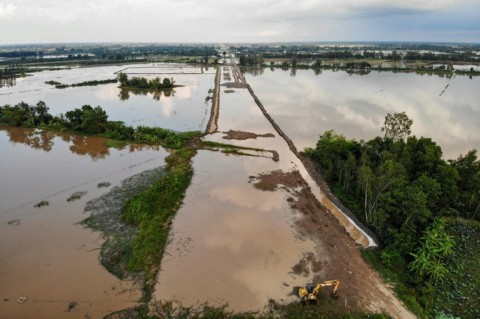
[151,65,404,316]
[3,61,478,318]
[0,127,167,318]
[0,64,215,131]
[245,68,480,159]
[154,65,319,310]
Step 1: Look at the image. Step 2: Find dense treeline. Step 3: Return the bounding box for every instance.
[0,101,196,149]
[0,50,39,58]
[238,53,265,66]
[0,67,30,78]
[0,45,217,63]
[304,113,479,317]
[117,72,176,90]
[231,44,479,63]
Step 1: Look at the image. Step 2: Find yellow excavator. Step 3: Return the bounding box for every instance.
[298,280,340,301]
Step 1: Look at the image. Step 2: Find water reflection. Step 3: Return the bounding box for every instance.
[1,127,163,160]
[245,68,480,159]
[2,127,54,152]
[0,77,16,88]
[345,69,371,76]
[118,88,176,101]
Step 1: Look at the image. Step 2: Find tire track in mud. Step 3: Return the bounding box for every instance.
[233,63,415,319]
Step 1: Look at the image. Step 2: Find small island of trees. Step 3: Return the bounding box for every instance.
[117,72,179,91]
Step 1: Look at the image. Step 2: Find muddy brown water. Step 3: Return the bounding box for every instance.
[245,68,480,160]
[152,65,412,318]
[154,66,319,310]
[2,62,468,317]
[0,127,167,318]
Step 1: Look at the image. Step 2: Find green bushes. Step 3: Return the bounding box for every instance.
[304,113,479,317]
[117,72,176,90]
[0,101,201,149]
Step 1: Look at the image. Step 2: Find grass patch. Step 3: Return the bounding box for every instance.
[122,147,196,299]
[360,249,428,318]
[104,139,128,148]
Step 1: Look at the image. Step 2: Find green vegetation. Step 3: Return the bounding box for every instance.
[0,101,200,148]
[45,78,117,89]
[434,219,480,318]
[0,100,202,303]
[117,72,178,91]
[303,112,480,318]
[0,66,32,78]
[123,147,195,299]
[114,296,390,319]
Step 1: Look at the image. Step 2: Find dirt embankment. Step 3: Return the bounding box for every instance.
[206,66,221,134]
[231,63,375,247]
[222,130,275,140]
[251,170,416,319]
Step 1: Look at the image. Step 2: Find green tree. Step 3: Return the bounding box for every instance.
[381,112,413,142]
[34,101,53,125]
[450,150,480,220]
[117,72,128,87]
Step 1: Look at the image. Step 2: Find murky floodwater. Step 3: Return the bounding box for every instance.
[0,64,215,131]
[153,65,323,311]
[245,68,480,159]
[3,62,476,316]
[0,127,167,318]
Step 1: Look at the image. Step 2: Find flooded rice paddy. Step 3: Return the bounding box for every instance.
[1,62,478,317]
[0,64,215,131]
[245,68,480,159]
[0,127,167,318]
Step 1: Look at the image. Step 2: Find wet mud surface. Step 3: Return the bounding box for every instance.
[249,170,415,319]
[84,167,166,280]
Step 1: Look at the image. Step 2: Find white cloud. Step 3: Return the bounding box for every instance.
[0,0,478,43]
[0,2,16,18]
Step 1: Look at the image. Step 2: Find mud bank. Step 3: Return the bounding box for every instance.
[232,63,377,248]
[252,170,415,319]
[83,167,166,281]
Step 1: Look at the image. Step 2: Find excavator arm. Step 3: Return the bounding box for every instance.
[298,279,340,301]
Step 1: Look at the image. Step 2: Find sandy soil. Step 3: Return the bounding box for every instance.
[251,170,415,319]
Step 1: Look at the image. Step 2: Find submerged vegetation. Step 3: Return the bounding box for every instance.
[45,78,117,89]
[303,112,480,318]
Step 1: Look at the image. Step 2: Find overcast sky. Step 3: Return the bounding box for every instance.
[1,0,479,44]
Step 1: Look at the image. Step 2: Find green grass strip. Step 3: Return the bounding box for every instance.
[122,147,196,298]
